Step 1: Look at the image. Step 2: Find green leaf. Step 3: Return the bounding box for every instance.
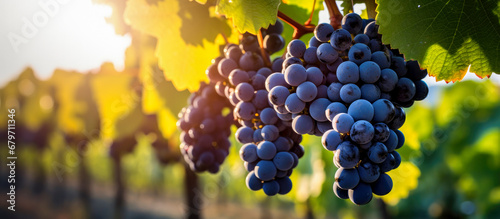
[124,0,232,92]
[376,0,500,82]
[217,0,281,34]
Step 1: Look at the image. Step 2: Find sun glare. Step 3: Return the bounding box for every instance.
[0,0,131,85]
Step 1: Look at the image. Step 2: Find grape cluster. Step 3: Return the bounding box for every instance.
[201,21,305,195]
[271,13,429,205]
[178,13,429,203]
[177,82,234,173]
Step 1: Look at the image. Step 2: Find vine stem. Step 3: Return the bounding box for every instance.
[220,32,229,45]
[257,29,272,67]
[277,11,315,40]
[365,0,378,19]
[324,0,343,29]
[304,0,317,26]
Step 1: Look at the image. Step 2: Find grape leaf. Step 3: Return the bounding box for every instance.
[217,0,281,35]
[376,0,500,82]
[124,0,231,92]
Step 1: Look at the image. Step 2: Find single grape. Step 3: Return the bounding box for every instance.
[288,39,307,58]
[240,143,258,162]
[388,107,406,129]
[341,13,363,34]
[348,99,374,122]
[348,43,372,65]
[264,33,285,54]
[239,52,264,71]
[253,90,269,109]
[225,46,243,62]
[309,98,331,122]
[340,84,361,104]
[371,51,391,69]
[372,99,396,123]
[261,125,280,142]
[257,141,277,160]
[306,67,323,86]
[251,74,267,91]
[327,82,343,102]
[271,58,284,72]
[330,29,352,51]
[268,86,290,106]
[414,80,429,101]
[296,81,318,102]
[218,58,238,78]
[263,181,280,196]
[368,142,388,163]
[234,101,256,120]
[337,61,360,84]
[379,153,395,173]
[317,43,339,64]
[303,47,319,64]
[395,129,405,149]
[378,68,398,92]
[285,64,307,86]
[277,177,293,194]
[371,173,393,196]
[292,115,314,134]
[285,93,306,114]
[274,136,293,152]
[392,151,401,169]
[326,102,348,121]
[360,84,381,103]
[260,107,279,125]
[321,129,342,151]
[236,127,254,144]
[353,34,370,45]
[406,60,428,81]
[333,182,349,199]
[246,171,263,191]
[350,120,374,144]
[235,82,255,102]
[273,152,294,171]
[335,167,360,189]
[332,113,355,134]
[309,35,322,47]
[334,141,360,169]
[266,19,284,35]
[266,73,287,91]
[373,123,390,142]
[314,23,335,42]
[384,130,398,152]
[348,182,373,205]
[358,161,380,183]
[364,21,379,38]
[359,61,381,83]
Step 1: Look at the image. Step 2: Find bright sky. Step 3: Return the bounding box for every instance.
[0,0,131,86]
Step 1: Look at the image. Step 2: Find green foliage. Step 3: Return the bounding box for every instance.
[124,0,234,92]
[376,0,500,82]
[217,0,281,35]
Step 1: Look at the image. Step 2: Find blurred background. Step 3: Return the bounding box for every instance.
[1,0,500,218]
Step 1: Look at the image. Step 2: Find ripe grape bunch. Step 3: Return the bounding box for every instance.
[178,12,430,204]
[276,13,428,205]
[177,82,234,173]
